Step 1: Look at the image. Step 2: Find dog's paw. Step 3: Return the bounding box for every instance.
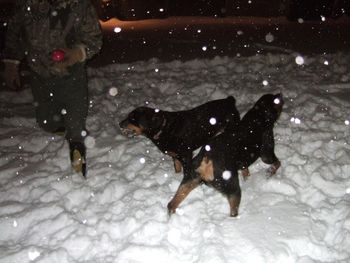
[266,161,280,178]
[167,202,176,217]
[241,168,250,181]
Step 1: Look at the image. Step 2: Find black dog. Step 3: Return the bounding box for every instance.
[167,93,284,217]
[119,96,240,175]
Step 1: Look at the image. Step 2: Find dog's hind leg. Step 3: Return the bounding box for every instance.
[260,128,280,177]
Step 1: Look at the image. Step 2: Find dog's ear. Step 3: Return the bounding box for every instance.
[134,108,163,132]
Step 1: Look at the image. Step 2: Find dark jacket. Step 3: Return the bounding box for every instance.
[4,0,102,77]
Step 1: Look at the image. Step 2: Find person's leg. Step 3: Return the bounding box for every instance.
[57,65,88,143]
[55,65,88,176]
[30,73,65,134]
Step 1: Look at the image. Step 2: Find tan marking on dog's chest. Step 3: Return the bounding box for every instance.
[196,156,214,182]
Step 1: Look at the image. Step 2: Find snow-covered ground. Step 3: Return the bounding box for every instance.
[1,51,350,262]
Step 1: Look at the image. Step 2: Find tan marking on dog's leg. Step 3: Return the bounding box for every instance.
[242,168,250,181]
[173,158,182,173]
[167,178,201,214]
[196,156,214,182]
[228,195,241,217]
[267,160,281,177]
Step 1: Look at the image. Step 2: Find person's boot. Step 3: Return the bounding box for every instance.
[69,141,86,178]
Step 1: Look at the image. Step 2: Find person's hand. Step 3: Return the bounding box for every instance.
[3,61,21,90]
[50,46,86,75]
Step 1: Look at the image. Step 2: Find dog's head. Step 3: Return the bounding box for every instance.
[252,93,284,126]
[119,107,164,138]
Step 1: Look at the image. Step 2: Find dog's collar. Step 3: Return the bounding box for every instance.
[153,118,167,140]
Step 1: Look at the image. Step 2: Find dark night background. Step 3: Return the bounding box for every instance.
[1,0,350,69]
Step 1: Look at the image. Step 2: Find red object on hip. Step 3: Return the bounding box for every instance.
[51,49,65,62]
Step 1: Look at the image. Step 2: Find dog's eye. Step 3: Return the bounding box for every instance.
[129,118,137,124]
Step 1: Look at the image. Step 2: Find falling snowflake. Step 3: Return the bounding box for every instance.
[324,60,329,66]
[61,108,67,115]
[109,87,118,96]
[345,120,349,126]
[222,170,232,180]
[209,117,217,125]
[155,68,159,72]
[114,27,122,33]
[274,98,281,105]
[205,145,211,151]
[84,136,96,148]
[265,33,274,43]
[291,117,301,124]
[13,220,18,227]
[262,80,269,86]
[346,188,350,194]
[202,46,207,51]
[81,130,88,137]
[28,250,40,261]
[176,208,184,215]
[295,56,304,65]
[297,18,304,23]
[140,157,146,164]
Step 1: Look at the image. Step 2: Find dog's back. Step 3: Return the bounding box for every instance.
[174,96,240,151]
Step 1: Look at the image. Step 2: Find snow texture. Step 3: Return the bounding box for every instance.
[1,52,350,263]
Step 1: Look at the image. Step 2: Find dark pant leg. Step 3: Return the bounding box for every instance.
[30,73,64,133]
[55,65,88,143]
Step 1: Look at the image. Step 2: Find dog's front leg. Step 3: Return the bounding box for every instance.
[227,193,241,217]
[173,157,182,173]
[266,160,281,177]
[167,177,201,215]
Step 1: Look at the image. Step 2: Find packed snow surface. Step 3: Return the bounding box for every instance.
[1,52,350,263]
